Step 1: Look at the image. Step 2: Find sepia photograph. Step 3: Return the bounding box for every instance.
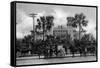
[14,1,97,66]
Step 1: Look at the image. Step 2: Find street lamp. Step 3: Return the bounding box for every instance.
[29,13,37,42]
[28,13,37,55]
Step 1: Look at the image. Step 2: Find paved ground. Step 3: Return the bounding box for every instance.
[16,56,96,65]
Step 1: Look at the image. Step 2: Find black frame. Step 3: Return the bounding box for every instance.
[10,1,98,67]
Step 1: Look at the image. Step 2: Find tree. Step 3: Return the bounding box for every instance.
[81,33,96,42]
[67,13,88,40]
[35,16,54,58]
[36,16,54,41]
[16,39,22,52]
[67,13,88,56]
[22,35,33,54]
[81,34,90,41]
[81,33,96,55]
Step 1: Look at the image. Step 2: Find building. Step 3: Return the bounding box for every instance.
[53,25,78,40]
[53,25,68,39]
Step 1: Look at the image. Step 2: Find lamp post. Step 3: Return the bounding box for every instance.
[29,13,37,55]
[29,13,37,42]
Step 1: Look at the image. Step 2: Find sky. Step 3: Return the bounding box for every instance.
[16,3,96,39]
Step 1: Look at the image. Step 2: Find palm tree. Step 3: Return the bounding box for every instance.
[67,13,88,40]
[46,16,54,31]
[36,16,54,58]
[36,16,54,41]
[67,13,88,56]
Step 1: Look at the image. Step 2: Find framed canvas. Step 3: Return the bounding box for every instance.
[11,1,98,67]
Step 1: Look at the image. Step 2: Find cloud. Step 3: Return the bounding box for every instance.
[16,32,24,39]
[17,9,33,39]
[51,8,70,26]
[16,7,96,39]
[83,19,96,39]
[37,7,70,26]
[37,11,45,17]
[16,9,48,39]
[16,7,73,39]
